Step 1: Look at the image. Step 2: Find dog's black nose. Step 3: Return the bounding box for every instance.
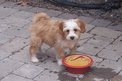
[70,36,74,40]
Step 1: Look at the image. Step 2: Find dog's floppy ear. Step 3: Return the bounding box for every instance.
[59,22,64,35]
[75,19,86,33]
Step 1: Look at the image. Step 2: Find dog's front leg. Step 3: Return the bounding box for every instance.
[55,47,65,65]
[70,45,76,55]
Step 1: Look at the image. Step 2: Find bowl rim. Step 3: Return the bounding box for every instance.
[62,54,93,68]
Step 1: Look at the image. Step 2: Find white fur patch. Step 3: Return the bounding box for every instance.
[57,59,63,66]
[63,20,80,40]
[31,55,39,62]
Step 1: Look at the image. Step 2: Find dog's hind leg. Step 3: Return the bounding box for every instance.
[29,38,42,62]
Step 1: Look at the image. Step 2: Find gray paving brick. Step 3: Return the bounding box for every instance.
[11,11,34,19]
[13,5,32,11]
[34,70,60,81]
[9,49,48,64]
[90,19,112,27]
[0,23,10,33]
[118,57,122,63]
[38,57,65,72]
[1,2,16,8]
[0,7,18,19]
[77,43,103,56]
[0,0,5,4]
[45,47,56,57]
[0,58,23,79]
[57,13,78,19]
[13,64,44,79]
[113,35,122,45]
[77,16,94,24]
[85,24,95,32]
[0,16,30,27]
[111,75,122,81]
[87,36,114,47]
[80,33,93,40]
[0,33,15,45]
[27,7,47,13]
[0,50,11,61]
[3,26,30,38]
[80,74,106,81]
[44,10,63,17]
[90,27,122,39]
[1,74,33,81]
[51,17,64,21]
[0,37,30,52]
[98,44,122,61]
[107,23,122,31]
[91,60,122,78]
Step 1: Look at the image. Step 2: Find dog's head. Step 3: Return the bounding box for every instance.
[59,19,86,41]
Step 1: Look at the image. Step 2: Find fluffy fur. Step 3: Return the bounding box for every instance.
[29,12,86,65]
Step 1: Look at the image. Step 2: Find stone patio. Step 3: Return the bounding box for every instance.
[0,1,122,81]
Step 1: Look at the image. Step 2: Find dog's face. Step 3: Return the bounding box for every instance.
[60,19,86,41]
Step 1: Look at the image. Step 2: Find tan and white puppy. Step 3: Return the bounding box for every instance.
[29,12,86,65]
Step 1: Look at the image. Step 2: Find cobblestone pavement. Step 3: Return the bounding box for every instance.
[0,1,122,81]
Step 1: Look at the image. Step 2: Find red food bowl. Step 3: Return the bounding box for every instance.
[62,54,93,74]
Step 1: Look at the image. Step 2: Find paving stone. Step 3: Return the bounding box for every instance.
[3,26,30,38]
[34,70,60,81]
[44,10,63,17]
[0,0,5,4]
[110,75,122,81]
[76,43,103,56]
[87,36,114,47]
[45,47,56,57]
[11,11,34,19]
[78,33,93,46]
[80,74,106,81]
[77,16,95,24]
[80,33,94,40]
[91,60,122,78]
[0,33,15,45]
[118,57,122,63]
[41,43,51,53]
[89,55,103,67]
[113,35,122,46]
[1,2,16,8]
[98,44,122,61]
[0,7,17,19]
[85,24,95,32]
[51,17,64,21]
[0,23,10,33]
[27,7,47,13]
[0,58,23,79]
[0,50,11,61]
[13,64,44,79]
[9,49,48,64]
[23,22,32,29]
[0,37,30,52]
[38,57,65,72]
[13,5,32,11]
[107,23,122,31]
[57,13,78,19]
[0,16,30,27]
[1,74,33,81]
[90,19,112,27]
[90,27,122,39]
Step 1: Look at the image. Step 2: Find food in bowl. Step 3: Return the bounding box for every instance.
[62,54,93,74]
[65,54,91,66]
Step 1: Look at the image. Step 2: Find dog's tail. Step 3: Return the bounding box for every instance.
[32,12,50,24]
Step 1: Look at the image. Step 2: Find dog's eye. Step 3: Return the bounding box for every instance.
[67,30,69,32]
[74,29,77,31]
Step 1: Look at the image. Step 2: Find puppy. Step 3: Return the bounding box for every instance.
[29,12,86,65]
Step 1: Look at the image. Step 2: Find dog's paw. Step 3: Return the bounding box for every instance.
[57,59,63,66]
[31,57,39,62]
